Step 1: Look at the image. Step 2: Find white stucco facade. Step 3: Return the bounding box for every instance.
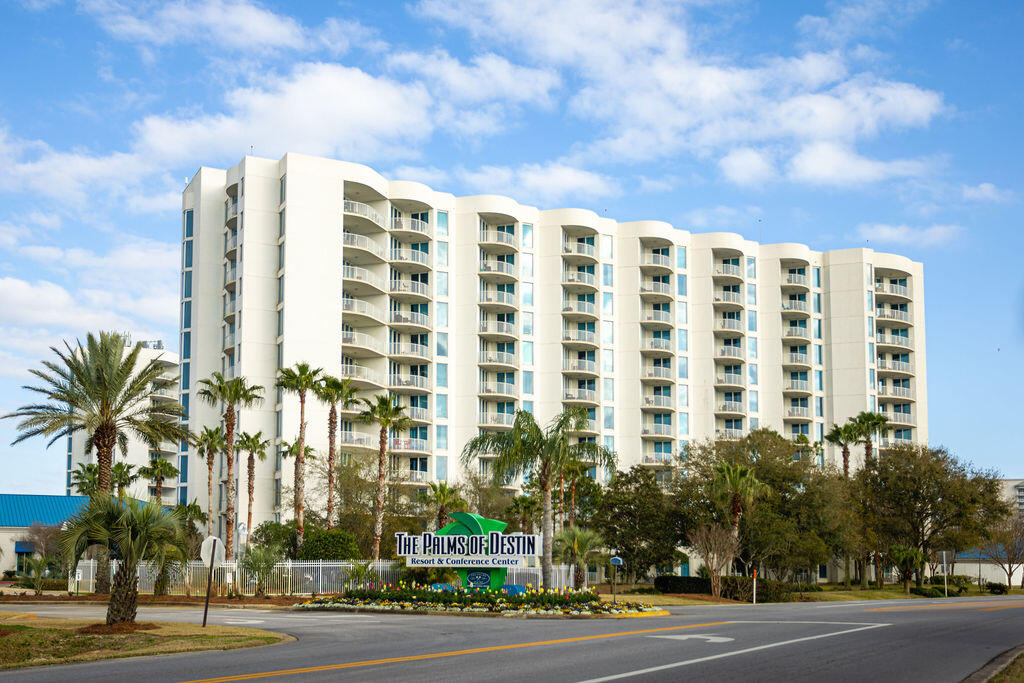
[179,153,927,542]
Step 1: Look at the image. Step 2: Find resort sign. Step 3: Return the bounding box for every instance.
[395,512,538,589]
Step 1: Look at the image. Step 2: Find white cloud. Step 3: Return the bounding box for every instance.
[0,277,140,329]
[788,141,931,186]
[390,165,451,187]
[388,50,559,105]
[458,162,617,205]
[962,182,1014,203]
[797,0,933,47]
[719,148,776,186]
[682,205,763,230]
[855,222,962,247]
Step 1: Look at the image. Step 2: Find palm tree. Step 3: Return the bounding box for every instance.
[275,363,323,551]
[852,411,889,463]
[562,460,590,529]
[358,394,412,561]
[825,423,860,478]
[506,495,542,534]
[112,462,139,498]
[196,372,264,560]
[3,332,188,495]
[192,426,225,536]
[461,406,615,587]
[138,457,179,503]
[419,482,467,530]
[713,462,765,540]
[71,463,99,497]
[554,526,605,590]
[314,376,358,529]
[62,496,184,624]
[237,431,270,547]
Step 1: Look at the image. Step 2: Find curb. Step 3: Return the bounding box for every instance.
[289,606,671,619]
[963,643,1024,682]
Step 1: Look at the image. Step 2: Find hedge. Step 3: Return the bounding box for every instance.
[653,575,794,603]
[910,586,945,598]
[14,579,68,591]
[295,528,359,561]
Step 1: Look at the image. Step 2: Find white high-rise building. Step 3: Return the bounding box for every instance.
[179,153,927,541]
[67,339,183,505]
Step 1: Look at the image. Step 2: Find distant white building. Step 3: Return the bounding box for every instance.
[66,339,183,506]
[1002,479,1024,517]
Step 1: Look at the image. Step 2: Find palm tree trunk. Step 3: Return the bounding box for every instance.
[541,482,553,588]
[844,554,851,589]
[206,450,214,536]
[569,479,577,529]
[106,562,138,625]
[559,473,565,532]
[861,552,870,589]
[371,425,387,562]
[154,477,163,503]
[864,436,874,464]
[224,405,237,561]
[842,446,850,478]
[327,404,337,529]
[437,504,446,532]
[247,451,255,548]
[296,393,306,551]
[875,549,883,588]
[93,427,117,595]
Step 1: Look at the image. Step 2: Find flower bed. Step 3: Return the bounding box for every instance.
[295,585,658,616]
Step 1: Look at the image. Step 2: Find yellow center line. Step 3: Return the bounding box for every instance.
[179,621,731,683]
[976,603,1024,612]
[865,600,1024,612]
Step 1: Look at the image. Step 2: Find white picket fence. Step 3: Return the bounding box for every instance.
[69,560,576,596]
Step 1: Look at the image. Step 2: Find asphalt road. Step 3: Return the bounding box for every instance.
[2,596,1023,682]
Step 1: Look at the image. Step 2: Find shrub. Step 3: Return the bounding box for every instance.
[653,575,712,594]
[986,582,1009,595]
[2,570,16,580]
[910,586,945,598]
[14,578,67,591]
[251,520,299,559]
[296,529,359,561]
[653,575,794,602]
[927,575,968,595]
[791,582,824,592]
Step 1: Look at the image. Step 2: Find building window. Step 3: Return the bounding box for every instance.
[523,282,534,306]
[814,293,822,314]
[677,302,687,325]
[602,264,613,287]
[437,271,449,296]
[815,396,824,417]
[522,400,534,414]
[437,242,448,267]
[523,342,534,365]
[813,319,822,339]
[181,362,190,390]
[601,320,614,344]
[603,292,613,316]
[749,391,759,412]
[184,241,193,268]
[678,357,688,379]
[676,247,686,269]
[183,210,194,238]
[183,271,192,298]
[437,333,448,357]
[523,371,534,395]
[603,377,614,401]
[677,274,687,296]
[437,211,448,237]
[438,302,448,327]
[601,235,613,260]
[746,283,756,306]
[679,412,689,435]
[746,256,756,278]
[747,336,757,359]
[182,331,191,360]
[437,394,448,419]
[522,224,533,248]
[522,253,534,277]
[747,310,757,331]
[815,370,824,391]
[279,210,285,237]
[437,363,448,387]
[436,425,448,450]
[602,350,614,372]
[749,364,758,385]
[814,344,823,365]
[436,456,448,481]
[677,329,687,352]
[182,301,191,329]
[678,384,688,407]
[277,275,284,303]
[523,312,534,336]
[279,176,286,204]
[603,407,614,430]
[813,267,821,287]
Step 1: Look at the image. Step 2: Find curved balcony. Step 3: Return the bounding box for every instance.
[716,401,746,417]
[342,298,385,326]
[641,253,673,274]
[389,373,430,394]
[562,358,599,377]
[879,411,916,426]
[713,290,743,311]
[713,264,743,283]
[406,406,431,423]
[783,379,812,396]
[342,232,387,264]
[478,412,515,430]
[879,437,914,450]
[562,329,599,349]
[642,454,674,467]
[479,259,518,283]
[562,388,599,405]
[341,330,385,358]
[782,273,810,292]
[561,270,598,293]
[389,437,431,455]
[715,373,745,390]
[389,278,431,303]
[571,420,601,437]
[224,231,238,261]
[784,406,812,422]
[339,364,385,390]
[641,337,674,358]
[878,385,914,400]
[479,230,518,253]
[389,310,431,334]
[343,199,388,232]
[390,248,431,272]
[392,469,430,484]
[561,241,598,264]
[561,299,598,321]
[874,282,911,302]
[478,290,518,312]
[479,381,518,400]
[337,430,377,451]
[389,342,432,362]
[222,298,236,322]
[781,300,810,319]
[222,333,235,353]
[877,359,914,377]
[478,320,518,340]
[782,326,810,342]
[343,265,386,296]
[714,346,744,362]
[715,428,746,441]
[783,352,811,369]
[640,309,673,330]
[875,308,913,328]
[641,366,674,385]
[714,318,744,337]
[641,395,673,413]
[223,266,238,293]
[641,423,673,439]
[876,333,912,351]
[391,216,431,240]
[639,280,672,303]
[225,200,238,228]
[478,350,518,370]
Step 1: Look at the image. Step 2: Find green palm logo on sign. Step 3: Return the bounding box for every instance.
[435,512,509,590]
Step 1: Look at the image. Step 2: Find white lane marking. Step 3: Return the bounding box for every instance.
[577,622,891,682]
[648,634,734,643]
[223,619,266,624]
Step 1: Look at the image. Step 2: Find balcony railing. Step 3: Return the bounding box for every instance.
[392,216,430,236]
[340,364,384,385]
[714,264,742,277]
[479,290,517,306]
[786,406,811,418]
[876,308,912,323]
[479,412,515,427]
[877,359,914,373]
[223,333,235,348]
[878,385,913,398]
[716,346,743,359]
[338,431,376,448]
[718,401,745,413]
[716,428,745,440]
[643,395,672,409]
[389,373,430,390]
[342,232,387,259]
[876,333,912,348]
[875,282,909,297]
[480,381,517,396]
[643,254,671,268]
[479,230,518,249]
[715,318,742,332]
[342,298,385,321]
[642,310,672,324]
[642,423,673,437]
[785,273,808,286]
[407,406,431,421]
[782,300,809,313]
[390,437,430,452]
[390,248,430,266]
[341,331,384,353]
[389,310,430,328]
[392,469,429,483]
[562,329,597,344]
[343,200,388,230]
[642,454,674,465]
[783,326,810,339]
[562,270,596,287]
[389,342,432,360]
[644,338,673,352]
[479,320,517,336]
[785,379,810,391]
[480,259,517,277]
[786,352,809,365]
[562,241,596,258]
[879,412,916,426]
[562,299,597,316]
[643,367,674,380]
[563,388,598,402]
[390,279,430,297]
[640,281,671,296]
[714,291,742,305]
[342,265,385,290]
[479,350,518,366]
[563,359,598,374]
[879,437,913,448]
[715,374,745,386]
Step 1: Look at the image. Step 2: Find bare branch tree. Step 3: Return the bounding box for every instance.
[689,525,739,598]
[981,515,1024,586]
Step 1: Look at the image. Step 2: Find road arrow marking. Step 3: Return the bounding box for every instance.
[648,634,734,643]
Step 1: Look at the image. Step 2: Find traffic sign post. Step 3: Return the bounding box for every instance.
[753,569,758,605]
[610,557,624,604]
[200,536,225,628]
[938,550,952,598]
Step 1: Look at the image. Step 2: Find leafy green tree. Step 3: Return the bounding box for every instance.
[851,411,888,465]
[888,544,925,595]
[111,462,139,498]
[554,526,605,589]
[462,407,615,587]
[240,544,283,597]
[594,467,678,586]
[138,457,179,503]
[296,529,359,561]
[251,520,300,560]
[825,422,860,478]
[314,376,358,529]
[196,372,264,560]
[461,470,514,521]
[506,495,542,534]
[359,394,412,561]
[419,481,467,530]
[276,363,323,550]
[62,496,184,624]
[192,426,225,536]
[71,463,99,497]
[980,515,1024,587]
[237,431,270,547]
[713,462,766,540]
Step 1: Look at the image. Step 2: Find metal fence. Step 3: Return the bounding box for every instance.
[69,560,577,596]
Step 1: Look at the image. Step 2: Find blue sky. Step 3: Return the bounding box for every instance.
[1,0,1021,492]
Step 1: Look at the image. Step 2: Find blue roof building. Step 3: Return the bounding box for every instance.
[0,494,90,574]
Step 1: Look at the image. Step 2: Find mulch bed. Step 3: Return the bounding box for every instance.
[77,622,159,634]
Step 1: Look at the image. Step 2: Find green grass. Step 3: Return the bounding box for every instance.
[992,651,1024,682]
